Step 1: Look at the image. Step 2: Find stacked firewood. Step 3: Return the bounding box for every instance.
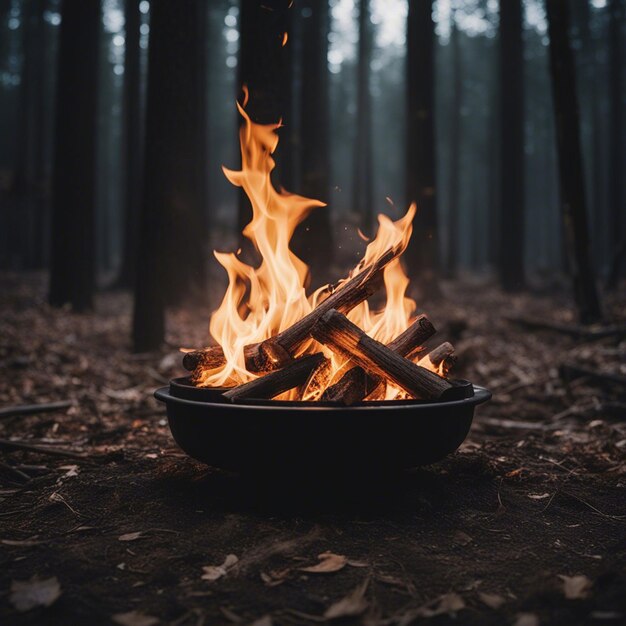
[182,249,457,404]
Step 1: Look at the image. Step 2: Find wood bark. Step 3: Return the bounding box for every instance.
[312,310,452,399]
[49,0,100,311]
[405,0,439,292]
[545,0,602,323]
[498,0,525,290]
[222,353,325,402]
[322,313,436,404]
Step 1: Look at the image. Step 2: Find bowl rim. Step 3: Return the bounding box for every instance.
[154,384,492,413]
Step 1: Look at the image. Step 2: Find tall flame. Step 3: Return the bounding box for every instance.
[192,102,435,399]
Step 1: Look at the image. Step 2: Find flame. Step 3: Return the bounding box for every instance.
[192,103,440,398]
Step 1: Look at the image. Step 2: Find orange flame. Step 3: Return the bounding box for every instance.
[191,104,439,398]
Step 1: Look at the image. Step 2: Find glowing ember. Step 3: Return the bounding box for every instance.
[186,100,444,400]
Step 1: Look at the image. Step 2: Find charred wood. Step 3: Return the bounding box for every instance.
[312,310,452,400]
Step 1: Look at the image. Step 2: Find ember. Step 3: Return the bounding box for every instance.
[182,101,456,403]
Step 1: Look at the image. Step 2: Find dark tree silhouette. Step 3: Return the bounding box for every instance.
[49,0,100,311]
[133,0,207,351]
[295,0,334,284]
[353,0,374,233]
[498,0,525,291]
[15,0,46,270]
[237,0,291,237]
[405,0,439,293]
[546,0,602,323]
[606,0,625,289]
[445,5,462,278]
[116,0,143,289]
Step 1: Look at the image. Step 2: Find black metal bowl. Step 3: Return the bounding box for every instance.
[155,377,491,478]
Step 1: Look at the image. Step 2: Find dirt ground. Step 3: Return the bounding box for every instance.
[1,272,625,626]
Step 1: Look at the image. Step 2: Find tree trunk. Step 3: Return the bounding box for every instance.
[132,0,207,351]
[498,0,525,291]
[15,0,46,270]
[446,9,462,278]
[295,0,334,286]
[49,0,100,311]
[606,0,624,289]
[236,0,291,239]
[116,0,143,289]
[353,0,374,234]
[405,0,439,294]
[545,0,602,323]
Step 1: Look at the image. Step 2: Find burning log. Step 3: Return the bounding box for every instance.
[321,314,437,404]
[312,310,452,400]
[222,353,325,402]
[418,341,457,377]
[245,249,394,371]
[184,248,393,374]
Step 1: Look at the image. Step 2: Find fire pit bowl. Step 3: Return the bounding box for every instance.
[155,377,491,478]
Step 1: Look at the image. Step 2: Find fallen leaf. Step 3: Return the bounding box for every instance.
[347,559,369,568]
[417,593,465,618]
[559,574,592,599]
[260,568,290,587]
[324,580,369,619]
[112,611,159,626]
[300,551,347,574]
[118,532,143,542]
[9,576,62,612]
[202,554,238,581]
[479,592,506,609]
[514,613,539,626]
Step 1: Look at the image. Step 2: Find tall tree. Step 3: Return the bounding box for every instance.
[236,0,290,235]
[606,0,624,289]
[546,0,602,323]
[445,5,462,278]
[132,0,207,351]
[498,0,525,290]
[49,0,100,311]
[353,0,373,233]
[296,0,334,284]
[15,0,46,270]
[405,0,439,293]
[116,0,143,289]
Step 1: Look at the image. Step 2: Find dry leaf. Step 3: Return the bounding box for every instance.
[559,574,592,599]
[118,532,143,542]
[418,592,465,618]
[514,613,539,626]
[202,554,238,581]
[260,568,290,587]
[9,576,62,612]
[300,551,347,574]
[112,611,159,626]
[479,592,506,609]
[324,580,369,619]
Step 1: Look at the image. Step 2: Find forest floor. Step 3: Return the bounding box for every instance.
[0,272,625,626]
